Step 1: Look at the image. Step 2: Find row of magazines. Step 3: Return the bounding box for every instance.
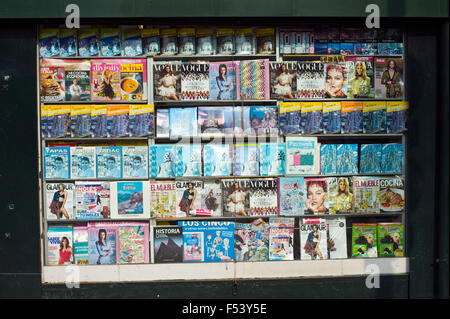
[45,175,404,222]
[43,141,403,180]
[41,101,408,138]
[47,219,404,265]
[40,56,406,103]
[39,26,403,58]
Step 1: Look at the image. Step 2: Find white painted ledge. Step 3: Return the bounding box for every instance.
[42,257,409,284]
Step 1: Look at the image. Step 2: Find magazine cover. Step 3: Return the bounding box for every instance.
[209,61,238,100]
[278,177,307,216]
[96,146,122,179]
[196,28,215,55]
[175,180,204,217]
[78,28,99,57]
[256,28,275,54]
[360,144,382,174]
[363,101,386,133]
[156,108,170,138]
[118,224,149,264]
[174,144,202,178]
[154,226,183,263]
[153,61,182,101]
[75,181,110,219]
[377,223,404,257]
[259,143,286,176]
[119,58,147,101]
[374,57,404,99]
[160,28,178,55]
[353,177,380,214]
[351,223,377,257]
[324,62,348,98]
[327,177,353,214]
[150,181,177,218]
[106,105,129,137]
[386,101,408,133]
[340,102,363,134]
[40,64,64,102]
[355,42,378,55]
[216,28,235,55]
[378,43,404,55]
[243,105,279,136]
[129,104,154,137]
[235,28,254,55]
[47,225,73,265]
[296,62,326,99]
[73,226,89,265]
[322,102,341,134]
[70,105,91,137]
[198,180,223,217]
[91,105,108,137]
[336,144,358,175]
[178,221,235,262]
[379,177,404,212]
[142,28,160,55]
[381,143,403,174]
[203,144,233,177]
[149,145,176,178]
[100,28,121,56]
[44,147,70,179]
[285,136,320,175]
[294,29,314,54]
[269,218,294,261]
[221,179,249,217]
[169,107,198,137]
[304,178,330,215]
[45,182,75,220]
[279,30,294,54]
[88,225,117,264]
[123,28,143,56]
[122,146,148,179]
[233,144,260,176]
[39,29,59,57]
[40,104,48,138]
[300,218,328,260]
[180,62,209,100]
[320,144,337,175]
[327,218,347,259]
[65,67,90,102]
[178,28,196,55]
[301,102,323,134]
[279,102,301,135]
[198,106,234,137]
[91,59,121,101]
[239,59,270,100]
[235,219,269,262]
[47,104,72,138]
[110,181,150,218]
[70,146,96,179]
[346,56,374,99]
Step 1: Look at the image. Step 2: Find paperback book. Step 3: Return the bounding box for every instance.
[216,28,235,55]
[106,98,130,135]
[278,177,307,216]
[243,105,279,136]
[197,106,235,137]
[45,182,75,220]
[71,105,91,137]
[123,28,143,56]
[340,102,363,134]
[70,147,96,179]
[91,105,108,137]
[100,28,122,56]
[122,146,148,179]
[269,218,295,261]
[296,62,326,99]
[178,28,196,55]
[351,223,377,257]
[47,225,73,265]
[149,181,177,218]
[320,144,337,175]
[353,177,380,214]
[75,181,110,219]
[47,104,72,138]
[196,29,215,55]
[156,108,170,138]
[235,219,269,262]
[169,107,198,137]
[39,29,60,57]
[300,217,328,260]
[285,136,320,175]
[256,28,275,54]
[154,226,183,263]
[142,28,160,55]
[160,28,178,55]
[279,30,294,54]
[110,181,150,219]
[301,102,323,134]
[381,143,403,174]
[336,144,358,175]
[233,144,260,176]
[386,101,408,133]
[44,147,70,179]
[363,101,386,133]
[78,28,99,57]
[129,104,154,137]
[235,28,254,55]
[96,146,122,179]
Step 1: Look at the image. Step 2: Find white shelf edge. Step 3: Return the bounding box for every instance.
[42,257,409,284]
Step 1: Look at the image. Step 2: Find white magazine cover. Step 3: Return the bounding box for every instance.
[110,181,150,219]
[122,146,149,179]
[285,136,320,175]
[45,182,75,220]
[327,218,347,259]
[70,147,96,179]
[75,181,110,219]
[175,180,204,218]
[300,217,328,260]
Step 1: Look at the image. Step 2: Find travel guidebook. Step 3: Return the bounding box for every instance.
[153,61,182,101]
[142,28,160,55]
[386,101,408,133]
[129,104,154,137]
[285,136,320,175]
[209,61,238,100]
[381,143,403,174]
[243,105,279,137]
[59,29,77,57]
[360,144,382,174]
[233,144,260,177]
[149,181,177,218]
[259,143,286,176]
[174,144,202,178]
[300,102,323,134]
[39,29,59,57]
[340,102,363,134]
[100,28,121,56]
[47,105,72,138]
[269,61,297,100]
[71,105,91,137]
[45,183,75,220]
[75,181,110,219]
[234,219,269,262]
[169,107,198,137]
[197,106,235,137]
[196,28,215,55]
[180,62,209,100]
[336,144,358,175]
[216,28,235,55]
[149,145,176,178]
[300,217,328,260]
[323,101,341,134]
[203,144,233,177]
[110,181,150,219]
[91,105,108,137]
[235,27,254,55]
[78,28,99,57]
[178,221,235,262]
[154,226,183,263]
[269,218,294,261]
[47,225,73,265]
[320,144,338,175]
[363,101,386,134]
[256,28,275,55]
[279,102,301,135]
[156,108,169,138]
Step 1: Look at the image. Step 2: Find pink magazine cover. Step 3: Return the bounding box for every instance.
[91,59,121,101]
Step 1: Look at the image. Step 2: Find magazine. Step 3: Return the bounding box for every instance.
[178,28,196,55]
[174,144,203,177]
[122,146,148,179]
[180,62,209,100]
[149,145,176,178]
[196,28,215,55]
[65,67,90,102]
[256,28,275,54]
[39,29,59,57]
[149,181,177,218]
[160,28,178,55]
[70,147,96,179]
[353,177,380,214]
[96,146,122,179]
[327,218,347,259]
[118,223,149,264]
[198,106,235,137]
[153,61,182,101]
[239,59,270,100]
[175,180,204,217]
[203,144,233,177]
[209,61,238,100]
[377,223,404,257]
[346,56,374,99]
[75,181,110,219]
[216,28,235,55]
[123,28,143,57]
[198,180,223,217]
[73,226,89,265]
[70,105,91,137]
[233,144,260,177]
[374,57,404,99]
[119,58,147,101]
[363,101,386,133]
[327,177,353,214]
[279,30,294,54]
[259,143,286,176]
[296,62,326,99]
[324,62,348,98]
[87,224,117,264]
[45,182,75,220]
[235,219,269,262]
[294,29,314,54]
[44,147,70,179]
[269,218,294,261]
[78,28,99,57]
[379,176,404,212]
[304,178,330,215]
[47,225,73,265]
[381,143,403,174]
[243,105,279,136]
[100,28,121,56]
[351,223,377,257]
[285,136,320,175]
[278,177,307,216]
[360,144,382,174]
[91,59,121,101]
[235,28,254,55]
[154,226,183,263]
[110,181,150,219]
[129,104,154,137]
[301,102,323,134]
[300,217,328,260]
[142,28,160,55]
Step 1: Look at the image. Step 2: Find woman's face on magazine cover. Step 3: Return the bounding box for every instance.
[307,184,326,210]
[339,180,346,191]
[220,66,226,76]
[326,69,344,96]
[356,64,363,75]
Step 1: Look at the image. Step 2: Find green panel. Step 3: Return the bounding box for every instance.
[0,0,447,19]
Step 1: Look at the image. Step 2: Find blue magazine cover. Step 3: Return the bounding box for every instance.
[122,146,148,179]
[278,177,307,216]
[244,106,279,136]
[320,144,337,175]
[117,181,144,215]
[360,144,382,174]
[197,106,235,137]
[96,146,122,179]
[88,226,117,265]
[100,28,122,56]
[386,102,408,133]
[323,102,341,134]
[59,29,77,57]
[259,143,286,176]
[39,29,59,57]
[179,221,235,262]
[129,105,154,137]
[44,147,70,179]
[149,145,176,178]
[336,144,358,175]
[91,105,108,137]
[107,105,129,138]
[175,144,203,177]
[381,143,403,174]
[169,107,197,137]
[301,102,323,134]
[341,102,363,134]
[123,29,143,57]
[279,102,301,135]
[363,102,386,134]
[70,147,96,179]
[78,28,99,57]
[203,144,233,177]
[71,105,91,137]
[209,61,237,100]
[233,144,260,177]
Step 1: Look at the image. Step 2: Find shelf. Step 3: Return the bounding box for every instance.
[42,257,409,284]
[46,218,151,223]
[40,100,149,105]
[284,133,405,139]
[40,56,150,59]
[44,137,152,142]
[153,99,278,106]
[152,54,277,61]
[281,98,405,102]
